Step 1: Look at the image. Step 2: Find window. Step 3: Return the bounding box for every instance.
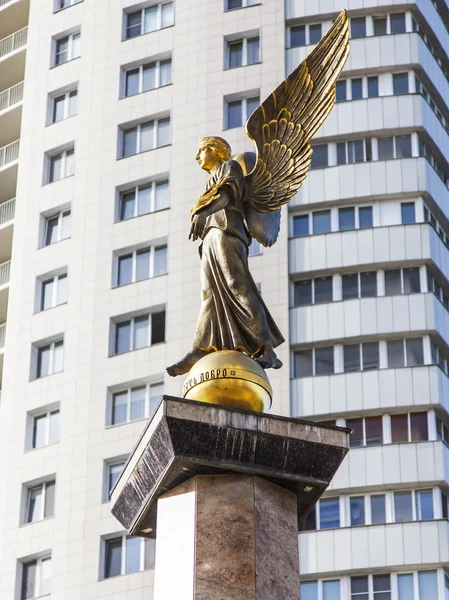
[301,582,317,600]
[55,0,83,10]
[401,202,415,224]
[350,17,366,39]
[125,2,174,39]
[116,245,167,286]
[51,89,77,123]
[393,73,409,95]
[387,338,424,369]
[54,32,80,66]
[395,135,412,158]
[350,496,365,526]
[415,489,434,520]
[319,497,340,529]
[124,59,172,97]
[293,347,334,378]
[418,572,438,598]
[351,575,391,599]
[293,214,309,237]
[394,491,413,522]
[121,117,170,158]
[368,76,379,98]
[40,273,68,311]
[377,137,394,160]
[118,180,169,221]
[373,17,387,35]
[289,23,322,48]
[351,78,363,100]
[226,35,260,69]
[339,207,355,230]
[343,343,379,373]
[391,412,428,443]
[346,416,383,447]
[226,0,259,10]
[301,581,340,600]
[336,80,347,102]
[390,12,406,34]
[311,144,328,169]
[110,382,163,425]
[30,409,60,449]
[44,209,71,246]
[371,494,386,524]
[385,267,420,295]
[226,95,259,129]
[21,556,51,599]
[337,140,371,165]
[104,461,126,500]
[294,277,333,306]
[112,311,165,355]
[342,272,377,299]
[36,340,64,378]
[312,210,331,234]
[48,148,75,183]
[104,535,155,578]
[25,481,55,523]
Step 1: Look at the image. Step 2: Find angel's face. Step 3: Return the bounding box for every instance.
[195,145,219,172]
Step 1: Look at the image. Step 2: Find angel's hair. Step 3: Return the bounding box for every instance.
[198,137,232,163]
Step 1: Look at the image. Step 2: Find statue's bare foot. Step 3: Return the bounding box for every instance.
[255,346,283,370]
[166,348,208,377]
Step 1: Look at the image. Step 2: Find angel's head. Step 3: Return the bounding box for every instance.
[196,137,232,172]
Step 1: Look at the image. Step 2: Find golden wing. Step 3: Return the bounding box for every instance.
[245,10,350,214]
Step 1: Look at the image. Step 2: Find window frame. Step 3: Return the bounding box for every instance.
[117,179,169,221]
[53,31,81,67]
[225,34,260,69]
[111,310,165,356]
[29,408,60,450]
[122,58,172,98]
[39,272,68,311]
[21,555,52,599]
[103,534,155,579]
[103,459,127,501]
[43,208,71,246]
[54,0,83,11]
[225,94,260,129]
[25,480,56,524]
[108,381,164,426]
[47,147,75,183]
[115,245,167,287]
[35,340,64,379]
[120,117,170,158]
[225,0,260,10]
[50,88,78,124]
[124,1,174,40]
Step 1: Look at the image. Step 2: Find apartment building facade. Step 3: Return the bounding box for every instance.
[0,0,448,598]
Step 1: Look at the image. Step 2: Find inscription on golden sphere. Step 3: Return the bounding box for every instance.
[182,350,272,413]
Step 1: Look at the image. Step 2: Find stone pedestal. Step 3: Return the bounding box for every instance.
[154,475,299,600]
[111,397,350,600]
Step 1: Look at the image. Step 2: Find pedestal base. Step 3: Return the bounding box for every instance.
[154,474,299,600]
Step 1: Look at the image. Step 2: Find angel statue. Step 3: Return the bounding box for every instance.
[167,10,349,377]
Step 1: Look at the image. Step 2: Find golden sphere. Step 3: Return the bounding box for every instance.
[182,350,272,412]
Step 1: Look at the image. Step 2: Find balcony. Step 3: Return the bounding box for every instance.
[0,81,23,114]
[0,198,15,228]
[0,140,19,171]
[0,27,27,62]
[0,27,27,92]
[299,520,449,577]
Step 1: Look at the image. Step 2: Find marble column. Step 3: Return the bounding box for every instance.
[153,474,300,600]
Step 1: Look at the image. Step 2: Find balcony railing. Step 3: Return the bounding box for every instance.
[0,323,6,348]
[0,0,17,7]
[0,198,15,226]
[0,260,11,287]
[0,140,19,169]
[0,27,27,60]
[0,81,23,113]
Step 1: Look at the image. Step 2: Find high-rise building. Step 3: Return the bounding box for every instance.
[0,0,448,598]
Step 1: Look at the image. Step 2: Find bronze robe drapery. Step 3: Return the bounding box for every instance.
[191,160,285,356]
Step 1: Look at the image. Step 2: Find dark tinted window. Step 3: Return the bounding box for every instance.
[344,344,360,372]
[371,495,386,524]
[410,412,428,441]
[350,496,365,526]
[387,340,405,367]
[360,271,377,297]
[368,76,379,97]
[403,267,420,293]
[362,342,379,370]
[309,24,322,44]
[293,215,309,237]
[390,12,406,34]
[312,210,331,234]
[406,337,424,365]
[336,80,347,102]
[290,25,306,47]
[314,277,333,303]
[391,414,408,442]
[351,78,363,100]
[378,137,394,160]
[347,417,363,447]
[339,207,355,230]
[337,142,346,165]
[315,347,334,375]
[294,280,312,306]
[151,311,166,344]
[320,497,340,529]
[365,416,383,445]
[351,17,366,38]
[395,134,412,158]
[373,17,387,35]
[394,491,413,522]
[294,350,313,378]
[342,274,359,299]
[300,507,316,531]
[359,206,373,228]
[385,270,401,295]
[393,72,409,95]
[311,144,328,169]
[401,202,415,224]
